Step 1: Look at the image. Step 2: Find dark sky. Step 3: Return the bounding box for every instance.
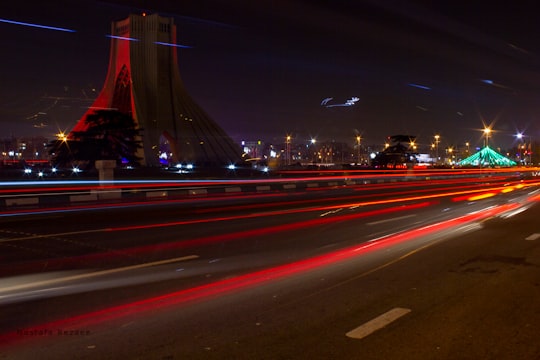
[2,0,540,150]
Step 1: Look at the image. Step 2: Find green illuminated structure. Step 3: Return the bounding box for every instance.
[458,146,516,167]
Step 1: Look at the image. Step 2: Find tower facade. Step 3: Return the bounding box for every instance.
[71,13,243,167]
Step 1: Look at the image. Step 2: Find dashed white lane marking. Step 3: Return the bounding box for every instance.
[525,233,540,241]
[0,255,198,293]
[367,214,416,226]
[346,307,411,339]
[320,208,343,217]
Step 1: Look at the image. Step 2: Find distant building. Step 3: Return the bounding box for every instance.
[1,136,50,166]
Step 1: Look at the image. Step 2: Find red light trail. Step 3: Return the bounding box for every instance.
[0,197,533,348]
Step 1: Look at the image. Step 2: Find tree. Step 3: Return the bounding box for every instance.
[48,110,142,169]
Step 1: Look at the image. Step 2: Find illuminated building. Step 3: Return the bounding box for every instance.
[70,13,243,166]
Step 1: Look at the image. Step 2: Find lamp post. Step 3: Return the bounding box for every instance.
[285,135,291,166]
[356,135,361,164]
[434,135,440,164]
[516,133,524,165]
[516,132,533,165]
[483,128,491,147]
[310,138,316,163]
[528,137,533,165]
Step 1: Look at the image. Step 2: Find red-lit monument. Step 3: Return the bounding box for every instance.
[71,13,243,167]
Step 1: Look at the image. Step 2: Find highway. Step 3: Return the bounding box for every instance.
[1,172,540,359]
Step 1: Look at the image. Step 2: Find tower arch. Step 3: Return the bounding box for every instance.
[70,13,243,167]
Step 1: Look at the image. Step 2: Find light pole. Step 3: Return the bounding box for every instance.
[516,132,533,165]
[285,135,291,166]
[528,137,533,165]
[516,133,524,165]
[434,135,440,164]
[310,138,316,163]
[483,127,491,147]
[356,135,361,164]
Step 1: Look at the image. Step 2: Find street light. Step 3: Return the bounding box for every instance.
[285,135,291,166]
[434,135,440,164]
[516,132,532,165]
[310,138,316,163]
[356,135,361,164]
[483,127,491,147]
[516,132,524,165]
[56,131,68,142]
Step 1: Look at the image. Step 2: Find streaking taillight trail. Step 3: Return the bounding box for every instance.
[0,195,536,348]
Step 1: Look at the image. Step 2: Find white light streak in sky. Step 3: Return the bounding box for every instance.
[321,97,359,108]
[0,18,76,32]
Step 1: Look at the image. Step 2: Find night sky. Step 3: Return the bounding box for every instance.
[2,0,540,150]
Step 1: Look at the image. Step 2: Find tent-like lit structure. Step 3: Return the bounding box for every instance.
[458,146,516,167]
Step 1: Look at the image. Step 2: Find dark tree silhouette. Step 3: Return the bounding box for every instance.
[48,110,142,169]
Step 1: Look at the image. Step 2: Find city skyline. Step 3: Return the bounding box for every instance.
[2,1,540,150]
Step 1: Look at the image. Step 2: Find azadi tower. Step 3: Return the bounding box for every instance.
[70,13,244,167]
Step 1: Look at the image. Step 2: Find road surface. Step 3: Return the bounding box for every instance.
[1,176,539,359]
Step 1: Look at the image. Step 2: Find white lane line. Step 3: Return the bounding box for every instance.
[346,307,411,339]
[0,229,109,243]
[320,208,343,217]
[0,255,198,293]
[525,233,540,241]
[367,214,416,226]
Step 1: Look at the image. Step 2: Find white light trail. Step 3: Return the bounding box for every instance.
[0,18,76,32]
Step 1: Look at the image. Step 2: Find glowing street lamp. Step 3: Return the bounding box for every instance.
[285,135,291,166]
[434,135,440,164]
[483,127,491,147]
[444,147,453,165]
[516,132,532,165]
[516,132,524,164]
[356,135,361,164]
[56,131,68,142]
[310,138,317,163]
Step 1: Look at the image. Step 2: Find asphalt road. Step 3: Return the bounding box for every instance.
[1,177,539,359]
